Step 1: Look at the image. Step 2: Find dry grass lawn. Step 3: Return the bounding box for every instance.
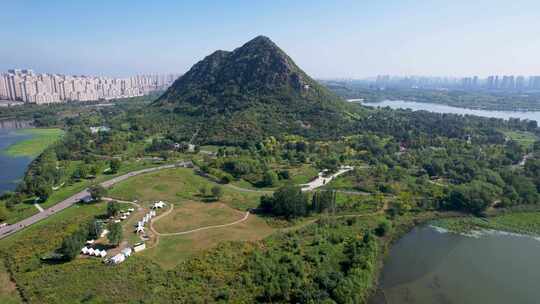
[153,201,245,233]
[142,214,275,269]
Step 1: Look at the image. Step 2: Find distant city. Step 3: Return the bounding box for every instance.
[370,75,540,92]
[0,69,180,104]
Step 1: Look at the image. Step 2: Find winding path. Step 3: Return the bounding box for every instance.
[0,162,190,240]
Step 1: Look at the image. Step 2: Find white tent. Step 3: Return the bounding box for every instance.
[87,248,95,256]
[152,201,166,209]
[93,249,102,257]
[135,226,145,233]
[99,250,107,258]
[111,254,125,264]
[150,210,156,217]
[81,247,89,254]
[127,208,135,212]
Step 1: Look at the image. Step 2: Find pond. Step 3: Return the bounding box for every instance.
[371,225,540,304]
[363,100,540,123]
[0,128,34,194]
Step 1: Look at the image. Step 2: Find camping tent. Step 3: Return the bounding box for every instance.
[87,248,95,256]
[121,247,132,257]
[99,250,107,258]
[81,247,89,254]
[93,249,102,257]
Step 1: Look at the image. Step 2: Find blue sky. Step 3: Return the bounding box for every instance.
[1,0,539,78]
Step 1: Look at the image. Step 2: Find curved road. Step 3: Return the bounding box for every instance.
[0,162,189,240]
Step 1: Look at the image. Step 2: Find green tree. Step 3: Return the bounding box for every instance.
[108,222,123,246]
[259,185,308,219]
[109,159,121,174]
[35,183,52,202]
[106,201,120,217]
[263,170,279,187]
[211,186,223,200]
[89,185,107,201]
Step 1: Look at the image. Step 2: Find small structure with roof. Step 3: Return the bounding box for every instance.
[121,247,132,257]
[133,242,146,253]
[152,201,166,209]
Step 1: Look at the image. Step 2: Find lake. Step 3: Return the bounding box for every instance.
[363,100,540,123]
[372,225,540,304]
[0,128,34,194]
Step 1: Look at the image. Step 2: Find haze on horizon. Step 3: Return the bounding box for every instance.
[1,0,539,79]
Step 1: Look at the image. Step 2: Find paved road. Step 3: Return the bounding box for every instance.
[0,162,189,240]
[300,166,354,192]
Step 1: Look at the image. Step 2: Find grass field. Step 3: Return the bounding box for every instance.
[153,201,245,233]
[143,214,274,269]
[3,128,64,157]
[0,262,21,304]
[503,130,538,149]
[108,168,263,210]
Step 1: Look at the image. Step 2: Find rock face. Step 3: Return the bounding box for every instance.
[154,36,355,144]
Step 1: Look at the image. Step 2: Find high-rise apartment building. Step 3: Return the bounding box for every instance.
[0,69,180,104]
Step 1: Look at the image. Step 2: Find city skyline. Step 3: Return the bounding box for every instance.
[0,69,179,104]
[2,0,540,78]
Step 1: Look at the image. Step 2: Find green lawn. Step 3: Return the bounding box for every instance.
[3,128,64,157]
[502,130,538,149]
[108,168,263,210]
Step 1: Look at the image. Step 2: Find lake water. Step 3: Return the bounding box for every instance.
[372,225,540,304]
[363,100,540,123]
[0,128,34,194]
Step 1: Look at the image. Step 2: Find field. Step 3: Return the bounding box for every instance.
[3,128,64,157]
[0,262,21,304]
[108,167,263,210]
[502,130,538,149]
[144,213,274,269]
[153,201,245,233]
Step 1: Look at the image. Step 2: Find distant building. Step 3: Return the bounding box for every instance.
[0,69,180,104]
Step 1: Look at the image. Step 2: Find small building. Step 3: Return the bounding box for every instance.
[86,239,95,245]
[133,242,146,253]
[93,249,102,257]
[100,229,109,238]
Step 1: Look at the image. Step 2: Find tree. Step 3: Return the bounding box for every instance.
[89,185,107,201]
[109,159,121,174]
[258,185,308,219]
[88,219,103,239]
[108,222,123,246]
[106,201,120,217]
[211,186,223,200]
[199,185,208,197]
[262,170,279,187]
[375,220,392,237]
[35,183,52,202]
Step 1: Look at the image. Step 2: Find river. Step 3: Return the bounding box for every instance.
[372,225,540,304]
[0,126,35,194]
[362,100,540,123]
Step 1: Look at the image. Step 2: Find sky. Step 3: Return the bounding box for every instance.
[1,0,540,78]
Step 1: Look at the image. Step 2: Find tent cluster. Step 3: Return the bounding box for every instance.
[81,247,107,258]
[134,209,157,234]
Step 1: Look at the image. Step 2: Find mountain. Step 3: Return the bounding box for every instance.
[154,36,360,144]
